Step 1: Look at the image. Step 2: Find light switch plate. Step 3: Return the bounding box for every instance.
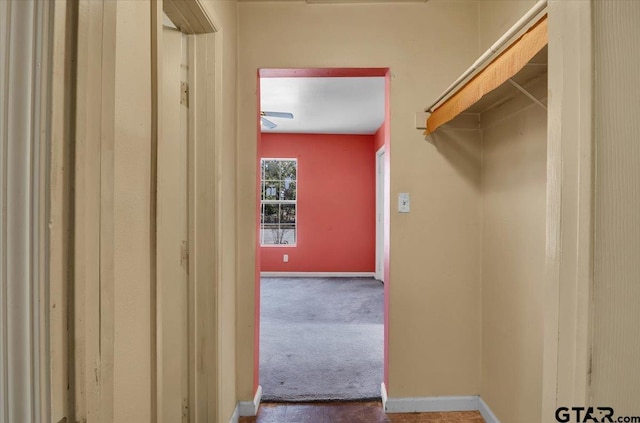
[398,193,410,213]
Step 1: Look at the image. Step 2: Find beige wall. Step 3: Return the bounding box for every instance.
[591,0,640,414]
[112,1,154,420]
[440,4,548,420]
[477,0,538,52]
[237,0,482,400]
[480,95,547,422]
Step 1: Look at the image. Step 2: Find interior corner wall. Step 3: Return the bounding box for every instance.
[237,1,482,401]
[475,4,548,421]
[590,0,640,413]
[260,133,375,273]
[479,100,547,422]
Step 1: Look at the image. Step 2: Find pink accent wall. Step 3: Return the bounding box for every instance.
[260,133,376,272]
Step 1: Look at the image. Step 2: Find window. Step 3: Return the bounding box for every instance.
[261,159,297,246]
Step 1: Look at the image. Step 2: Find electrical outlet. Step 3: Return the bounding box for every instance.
[283,254,289,263]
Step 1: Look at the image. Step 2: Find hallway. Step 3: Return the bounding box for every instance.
[3,0,640,422]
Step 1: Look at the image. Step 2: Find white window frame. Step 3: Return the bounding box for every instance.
[260,158,298,247]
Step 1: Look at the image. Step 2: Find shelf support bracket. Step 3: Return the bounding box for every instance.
[508,78,547,110]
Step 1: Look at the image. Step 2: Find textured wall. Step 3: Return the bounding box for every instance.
[591,0,640,414]
[0,1,47,420]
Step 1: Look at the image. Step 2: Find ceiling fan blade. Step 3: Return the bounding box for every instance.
[261,117,277,129]
[261,111,294,119]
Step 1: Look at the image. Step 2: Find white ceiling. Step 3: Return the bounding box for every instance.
[260,77,386,135]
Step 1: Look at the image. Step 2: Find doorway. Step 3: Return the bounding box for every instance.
[255,68,391,401]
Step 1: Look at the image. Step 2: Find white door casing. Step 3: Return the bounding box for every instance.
[375,147,385,282]
[0,0,55,421]
[158,25,190,423]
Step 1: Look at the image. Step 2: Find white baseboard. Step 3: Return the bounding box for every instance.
[382,391,500,422]
[478,397,500,423]
[260,272,375,278]
[380,383,389,410]
[238,385,262,417]
[228,404,239,423]
[384,395,478,413]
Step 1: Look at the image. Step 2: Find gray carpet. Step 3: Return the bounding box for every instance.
[259,277,384,402]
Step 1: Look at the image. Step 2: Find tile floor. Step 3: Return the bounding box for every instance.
[239,402,486,423]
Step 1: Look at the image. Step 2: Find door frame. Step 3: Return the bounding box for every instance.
[72,1,223,421]
[255,67,391,398]
[0,1,62,420]
[156,23,190,423]
[542,0,594,415]
[375,146,385,282]
[154,2,221,422]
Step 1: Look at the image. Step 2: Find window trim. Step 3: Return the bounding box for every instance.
[260,158,298,247]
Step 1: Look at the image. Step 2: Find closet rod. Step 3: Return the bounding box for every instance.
[425,0,547,113]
